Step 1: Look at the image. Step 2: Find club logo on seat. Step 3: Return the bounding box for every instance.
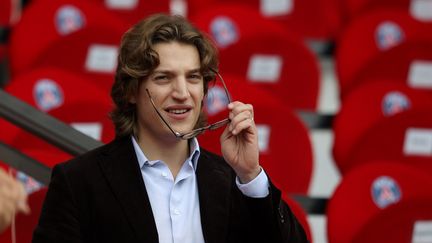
[33,79,64,112]
[55,5,86,35]
[382,91,411,116]
[210,16,239,48]
[371,176,402,209]
[375,21,405,50]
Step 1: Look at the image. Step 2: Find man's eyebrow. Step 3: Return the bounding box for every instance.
[188,69,202,74]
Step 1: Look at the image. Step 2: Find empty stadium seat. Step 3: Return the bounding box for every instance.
[344,108,432,175]
[0,67,114,146]
[189,0,342,40]
[8,0,128,75]
[335,9,432,99]
[351,41,432,92]
[191,4,320,110]
[327,162,432,243]
[333,81,432,174]
[31,26,123,91]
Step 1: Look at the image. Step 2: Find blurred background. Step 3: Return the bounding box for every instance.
[1,0,432,242]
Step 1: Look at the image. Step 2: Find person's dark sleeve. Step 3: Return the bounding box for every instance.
[241,181,309,243]
[32,164,83,243]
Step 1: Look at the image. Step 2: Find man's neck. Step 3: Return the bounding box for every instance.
[135,132,190,179]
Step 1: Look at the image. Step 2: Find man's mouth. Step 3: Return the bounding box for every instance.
[167,109,189,114]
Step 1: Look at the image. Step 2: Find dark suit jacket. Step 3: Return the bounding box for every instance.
[32,136,308,243]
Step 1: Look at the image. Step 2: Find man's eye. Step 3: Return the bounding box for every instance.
[189,74,202,80]
[154,76,168,80]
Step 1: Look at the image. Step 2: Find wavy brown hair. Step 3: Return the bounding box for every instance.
[110,14,219,138]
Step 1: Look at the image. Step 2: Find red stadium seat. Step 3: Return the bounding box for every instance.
[335,9,432,99]
[327,162,432,243]
[8,0,128,75]
[0,67,114,146]
[199,74,313,194]
[189,0,342,40]
[191,5,320,110]
[333,81,432,174]
[341,0,432,23]
[31,26,124,92]
[351,41,432,92]
[87,0,170,25]
[345,108,432,175]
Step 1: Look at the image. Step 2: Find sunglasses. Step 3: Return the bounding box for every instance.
[145,70,231,140]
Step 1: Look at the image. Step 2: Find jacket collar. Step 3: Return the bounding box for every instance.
[98,137,232,243]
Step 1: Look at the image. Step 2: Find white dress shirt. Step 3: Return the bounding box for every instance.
[131,136,269,243]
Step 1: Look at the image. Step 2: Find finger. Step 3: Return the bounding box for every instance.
[230,115,255,135]
[15,183,30,214]
[229,109,253,132]
[228,102,254,119]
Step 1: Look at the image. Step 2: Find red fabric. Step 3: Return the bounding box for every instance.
[352,41,432,92]
[199,74,313,194]
[327,162,432,243]
[8,0,128,75]
[191,5,320,110]
[193,0,342,39]
[341,0,416,22]
[88,0,169,25]
[0,67,114,147]
[335,9,432,98]
[333,81,432,174]
[32,26,123,92]
[345,108,432,174]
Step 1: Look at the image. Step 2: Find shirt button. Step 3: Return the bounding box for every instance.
[173,209,180,215]
[161,172,168,177]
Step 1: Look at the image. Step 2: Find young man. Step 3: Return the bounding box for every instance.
[33,14,308,243]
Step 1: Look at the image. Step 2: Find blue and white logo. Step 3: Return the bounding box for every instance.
[382,91,411,116]
[16,171,43,195]
[210,16,239,48]
[33,79,64,112]
[55,5,86,35]
[205,86,230,116]
[371,176,402,209]
[375,21,405,50]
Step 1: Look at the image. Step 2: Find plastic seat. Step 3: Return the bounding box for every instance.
[191,5,320,110]
[341,0,432,23]
[31,26,123,92]
[335,9,432,99]
[8,0,128,76]
[87,0,170,25]
[0,67,114,146]
[189,0,342,40]
[327,162,432,243]
[333,81,432,174]
[351,41,432,93]
[344,108,432,175]
[199,74,313,194]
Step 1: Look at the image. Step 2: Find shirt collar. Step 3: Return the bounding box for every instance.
[131,136,200,171]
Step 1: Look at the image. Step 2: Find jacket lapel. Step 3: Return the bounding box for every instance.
[98,137,158,242]
[196,150,231,243]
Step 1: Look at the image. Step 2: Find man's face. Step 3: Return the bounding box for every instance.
[132,41,204,141]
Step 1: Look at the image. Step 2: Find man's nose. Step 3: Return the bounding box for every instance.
[172,78,190,100]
